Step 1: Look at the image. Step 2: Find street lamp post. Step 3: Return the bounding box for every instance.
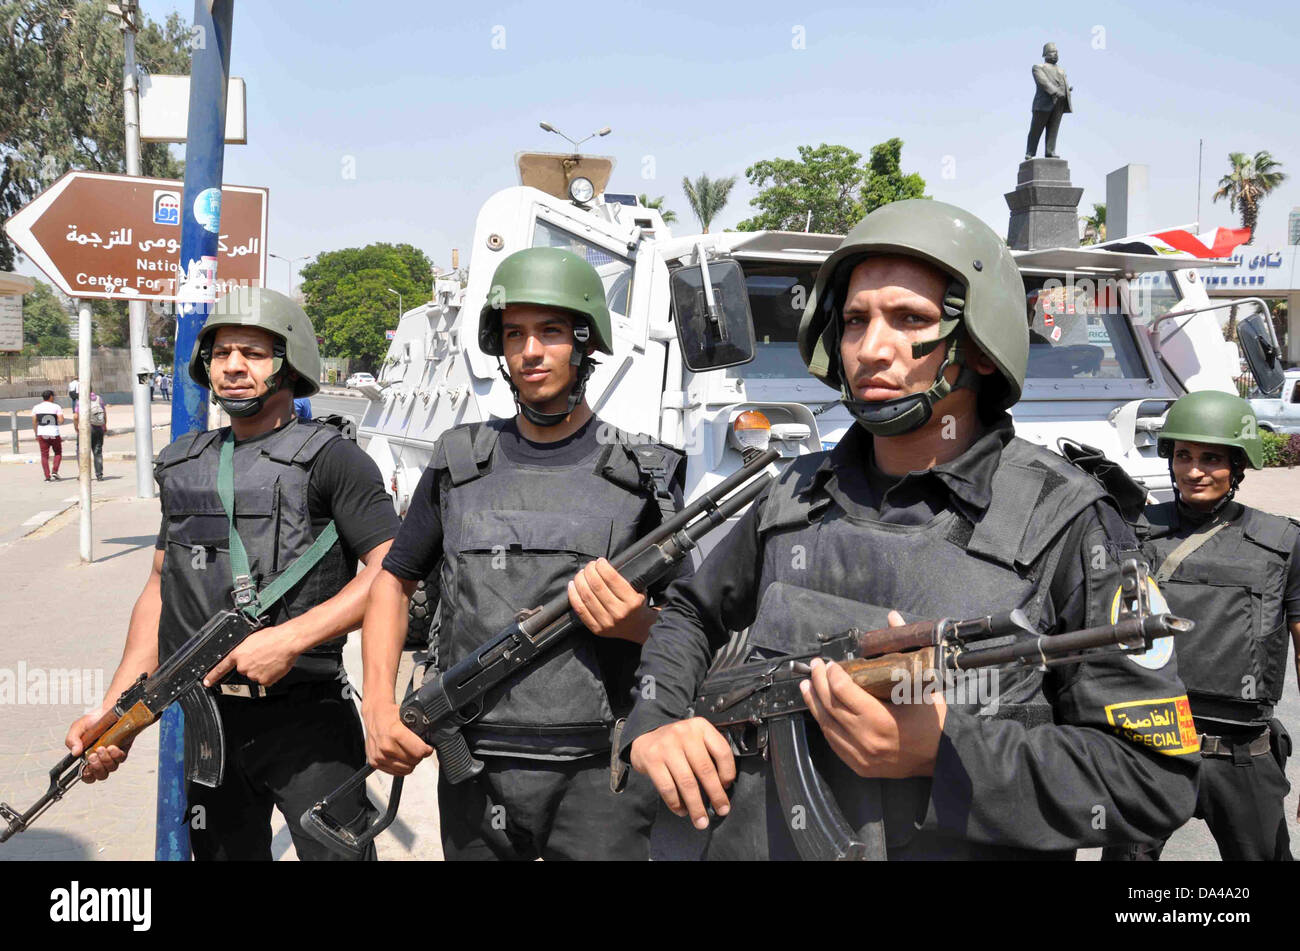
[538,122,612,151]
[387,287,403,320]
[268,252,313,298]
[108,0,154,501]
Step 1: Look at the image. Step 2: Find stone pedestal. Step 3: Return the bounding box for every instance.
[1004,158,1084,250]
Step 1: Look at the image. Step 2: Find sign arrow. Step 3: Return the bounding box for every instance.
[4,171,267,302]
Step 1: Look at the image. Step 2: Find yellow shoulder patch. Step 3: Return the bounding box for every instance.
[1104,696,1199,756]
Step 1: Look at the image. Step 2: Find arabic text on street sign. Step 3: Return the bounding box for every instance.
[4,171,267,302]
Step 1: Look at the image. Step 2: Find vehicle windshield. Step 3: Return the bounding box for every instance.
[532,219,635,316]
[1126,270,1184,325]
[726,262,836,392]
[1023,275,1149,380]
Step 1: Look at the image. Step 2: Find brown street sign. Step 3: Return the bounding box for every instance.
[3,171,267,302]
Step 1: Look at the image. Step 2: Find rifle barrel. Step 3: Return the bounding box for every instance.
[949,614,1192,670]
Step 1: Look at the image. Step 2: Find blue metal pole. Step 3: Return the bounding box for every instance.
[157,0,235,862]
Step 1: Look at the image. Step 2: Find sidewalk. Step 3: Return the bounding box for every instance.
[0,402,173,464]
[0,461,443,861]
[0,428,174,547]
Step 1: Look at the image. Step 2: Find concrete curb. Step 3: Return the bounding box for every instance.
[0,450,141,464]
[0,423,168,463]
[0,499,78,546]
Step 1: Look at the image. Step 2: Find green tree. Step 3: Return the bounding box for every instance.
[737,140,928,234]
[637,193,677,224]
[299,243,434,371]
[1213,151,1287,244]
[737,144,867,233]
[681,173,737,233]
[20,279,69,344]
[1,1,193,270]
[15,279,73,356]
[1080,203,1107,245]
[860,138,928,214]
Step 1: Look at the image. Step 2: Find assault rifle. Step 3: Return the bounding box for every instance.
[1,608,262,844]
[302,447,782,857]
[688,559,1193,861]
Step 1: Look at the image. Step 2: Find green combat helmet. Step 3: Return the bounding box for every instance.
[797,199,1028,437]
[1158,390,1263,508]
[479,246,613,426]
[191,286,322,418]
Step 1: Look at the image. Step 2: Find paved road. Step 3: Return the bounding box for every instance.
[310,391,368,428]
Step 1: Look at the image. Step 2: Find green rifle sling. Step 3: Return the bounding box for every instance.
[218,431,339,620]
[1153,516,1231,585]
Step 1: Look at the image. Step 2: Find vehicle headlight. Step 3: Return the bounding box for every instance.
[568,177,595,203]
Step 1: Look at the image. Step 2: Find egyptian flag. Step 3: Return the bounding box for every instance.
[1148,226,1252,258]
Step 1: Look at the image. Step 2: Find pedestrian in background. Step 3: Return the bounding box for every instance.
[294,395,313,420]
[32,389,64,482]
[75,388,108,481]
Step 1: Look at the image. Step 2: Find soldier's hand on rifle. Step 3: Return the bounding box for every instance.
[65,712,130,784]
[800,610,947,779]
[203,624,302,687]
[362,701,433,776]
[630,717,736,830]
[568,558,657,644]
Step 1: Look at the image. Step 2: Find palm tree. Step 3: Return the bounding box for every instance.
[637,194,677,224]
[1080,203,1106,245]
[1213,151,1287,244]
[681,174,737,233]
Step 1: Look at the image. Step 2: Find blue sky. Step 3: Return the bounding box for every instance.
[81,1,1300,292]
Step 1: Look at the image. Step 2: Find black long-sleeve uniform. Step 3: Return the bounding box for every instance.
[622,418,1199,859]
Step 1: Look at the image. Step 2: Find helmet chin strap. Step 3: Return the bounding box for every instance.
[499,324,595,428]
[834,279,980,437]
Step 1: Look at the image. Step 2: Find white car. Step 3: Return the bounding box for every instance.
[1250,368,1300,435]
[345,372,375,388]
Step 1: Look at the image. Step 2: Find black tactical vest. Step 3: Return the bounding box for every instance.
[1146,501,1299,722]
[154,420,352,685]
[431,419,681,755]
[707,434,1134,859]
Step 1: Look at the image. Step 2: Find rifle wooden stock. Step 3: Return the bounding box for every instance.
[87,701,156,754]
[840,648,935,699]
[74,707,122,751]
[854,621,942,659]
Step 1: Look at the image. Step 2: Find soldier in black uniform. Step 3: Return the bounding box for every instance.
[64,288,400,860]
[1104,390,1300,860]
[362,247,687,860]
[624,200,1199,859]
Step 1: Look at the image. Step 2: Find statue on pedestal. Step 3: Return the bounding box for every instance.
[1025,42,1073,160]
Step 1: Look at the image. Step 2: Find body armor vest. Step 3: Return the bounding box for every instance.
[155,420,351,685]
[432,419,681,754]
[1146,501,1298,722]
[707,434,1135,859]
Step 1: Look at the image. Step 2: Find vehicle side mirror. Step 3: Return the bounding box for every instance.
[669,258,756,371]
[1237,306,1285,398]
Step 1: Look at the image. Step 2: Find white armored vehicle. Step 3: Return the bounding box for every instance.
[356,151,1287,535]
